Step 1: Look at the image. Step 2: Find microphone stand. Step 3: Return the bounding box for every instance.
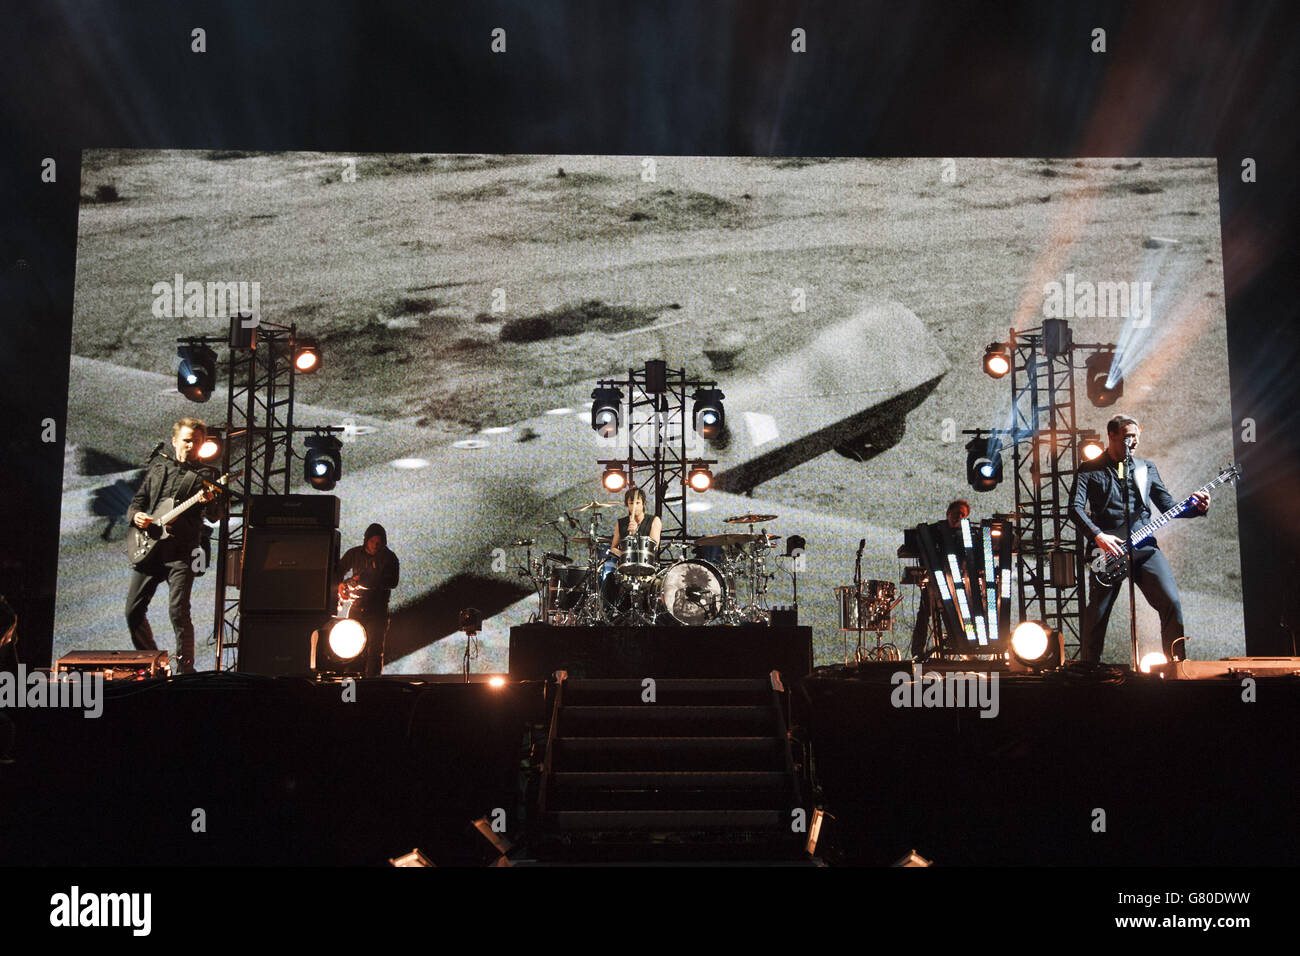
[851,539,865,664]
[1122,446,1140,671]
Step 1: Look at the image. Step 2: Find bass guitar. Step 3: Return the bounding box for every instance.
[1088,462,1241,586]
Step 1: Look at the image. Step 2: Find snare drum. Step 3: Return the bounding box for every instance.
[618,535,657,577]
[655,559,727,626]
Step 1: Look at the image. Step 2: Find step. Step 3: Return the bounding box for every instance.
[548,809,790,832]
[553,736,788,772]
[560,679,775,706]
[552,771,790,790]
[546,789,793,812]
[559,705,776,736]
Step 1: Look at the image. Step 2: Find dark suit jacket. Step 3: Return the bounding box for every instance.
[127,455,221,566]
[1069,453,1196,541]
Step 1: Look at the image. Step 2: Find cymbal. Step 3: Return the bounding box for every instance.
[573,500,619,512]
[724,513,778,524]
[568,535,596,544]
[509,538,535,547]
[694,532,763,547]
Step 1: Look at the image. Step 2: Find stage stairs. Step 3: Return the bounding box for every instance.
[525,673,812,862]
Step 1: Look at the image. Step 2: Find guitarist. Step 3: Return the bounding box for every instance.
[124,418,221,674]
[1069,414,1210,664]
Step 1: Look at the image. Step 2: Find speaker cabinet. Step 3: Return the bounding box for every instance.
[237,612,332,676]
[240,528,339,613]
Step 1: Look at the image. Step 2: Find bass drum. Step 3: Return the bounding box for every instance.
[654,559,728,626]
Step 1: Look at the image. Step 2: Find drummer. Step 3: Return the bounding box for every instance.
[608,486,662,559]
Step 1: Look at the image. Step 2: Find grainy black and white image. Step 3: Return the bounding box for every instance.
[57,151,1243,670]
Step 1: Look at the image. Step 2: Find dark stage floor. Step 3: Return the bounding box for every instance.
[1,662,1296,866]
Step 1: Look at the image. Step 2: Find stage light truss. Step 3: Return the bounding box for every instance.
[209,322,341,671]
[975,324,1118,658]
[593,364,720,544]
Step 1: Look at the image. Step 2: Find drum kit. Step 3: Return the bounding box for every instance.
[512,505,786,627]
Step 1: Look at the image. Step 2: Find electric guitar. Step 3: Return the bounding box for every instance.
[125,472,233,567]
[1088,462,1241,586]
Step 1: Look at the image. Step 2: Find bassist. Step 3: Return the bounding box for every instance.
[124,418,221,674]
[1069,414,1209,664]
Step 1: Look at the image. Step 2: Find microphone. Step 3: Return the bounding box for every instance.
[1124,436,1137,450]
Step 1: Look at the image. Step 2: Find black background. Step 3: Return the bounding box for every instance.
[1,0,1298,918]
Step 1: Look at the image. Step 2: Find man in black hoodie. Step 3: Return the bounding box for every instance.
[337,523,399,676]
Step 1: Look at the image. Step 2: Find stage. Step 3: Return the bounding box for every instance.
[2,659,1295,866]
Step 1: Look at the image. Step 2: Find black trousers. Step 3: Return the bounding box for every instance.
[125,562,197,673]
[1082,545,1184,663]
[910,583,936,659]
[355,613,389,677]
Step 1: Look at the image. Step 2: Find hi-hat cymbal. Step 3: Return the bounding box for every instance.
[573,500,620,512]
[724,513,778,524]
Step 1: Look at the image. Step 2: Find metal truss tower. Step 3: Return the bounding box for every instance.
[211,322,300,671]
[595,363,718,546]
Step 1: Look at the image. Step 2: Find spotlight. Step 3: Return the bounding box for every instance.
[310,616,367,676]
[1139,651,1168,674]
[177,344,217,402]
[303,434,342,490]
[1011,621,1049,661]
[965,436,1003,492]
[1009,620,1065,671]
[487,675,506,689]
[293,337,321,373]
[1079,429,1104,461]
[590,386,623,438]
[687,461,713,492]
[458,607,483,635]
[982,342,1011,378]
[601,463,628,493]
[196,427,224,462]
[1086,350,1123,407]
[692,388,726,440]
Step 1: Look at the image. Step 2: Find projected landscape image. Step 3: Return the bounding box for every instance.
[57,152,1242,670]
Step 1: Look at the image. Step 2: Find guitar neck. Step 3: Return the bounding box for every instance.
[1127,471,1232,547]
[154,473,225,524]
